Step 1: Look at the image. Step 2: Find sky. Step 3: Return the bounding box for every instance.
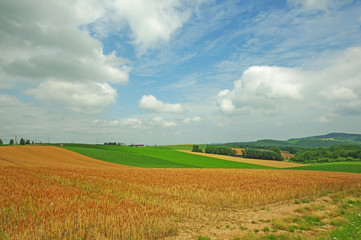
[1,0,361,145]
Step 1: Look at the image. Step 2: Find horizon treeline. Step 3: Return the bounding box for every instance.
[0,137,35,145]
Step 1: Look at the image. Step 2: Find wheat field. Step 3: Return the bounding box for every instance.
[1,146,361,239]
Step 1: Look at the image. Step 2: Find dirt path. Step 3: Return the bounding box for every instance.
[0,146,130,168]
[177,150,305,168]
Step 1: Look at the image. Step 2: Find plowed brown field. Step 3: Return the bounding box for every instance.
[178,150,304,168]
[0,146,129,168]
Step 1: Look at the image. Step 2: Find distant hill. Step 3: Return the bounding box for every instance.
[222,133,361,149]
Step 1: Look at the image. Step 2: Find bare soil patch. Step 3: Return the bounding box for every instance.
[0,146,130,168]
[178,150,305,168]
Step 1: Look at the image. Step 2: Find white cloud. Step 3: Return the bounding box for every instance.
[139,95,185,113]
[100,0,207,55]
[217,98,235,114]
[320,86,361,114]
[150,117,176,127]
[93,118,143,129]
[0,0,130,84]
[26,81,117,114]
[312,116,331,123]
[0,94,101,143]
[217,47,361,116]
[0,0,129,112]
[320,87,358,102]
[315,47,361,115]
[217,66,303,114]
[183,116,202,124]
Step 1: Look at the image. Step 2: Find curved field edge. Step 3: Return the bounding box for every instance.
[0,145,129,168]
[62,144,274,169]
[177,150,305,168]
[286,161,361,173]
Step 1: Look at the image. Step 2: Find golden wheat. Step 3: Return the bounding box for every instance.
[2,165,361,239]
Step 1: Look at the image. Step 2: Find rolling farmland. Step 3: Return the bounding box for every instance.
[63,144,273,169]
[1,146,361,239]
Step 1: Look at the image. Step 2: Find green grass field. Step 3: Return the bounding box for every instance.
[63,144,273,169]
[287,162,361,173]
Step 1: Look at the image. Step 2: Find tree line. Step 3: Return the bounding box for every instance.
[0,137,35,145]
[192,145,237,157]
[290,145,361,163]
[242,147,284,161]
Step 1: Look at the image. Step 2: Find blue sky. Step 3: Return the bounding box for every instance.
[1,0,361,145]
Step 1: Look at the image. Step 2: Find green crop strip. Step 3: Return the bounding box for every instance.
[287,162,361,173]
[63,144,273,169]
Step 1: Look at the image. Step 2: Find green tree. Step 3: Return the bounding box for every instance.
[9,139,14,145]
[20,138,25,145]
[0,138,3,145]
[242,148,283,161]
[192,145,203,153]
[205,146,236,157]
[290,145,361,164]
[269,146,281,155]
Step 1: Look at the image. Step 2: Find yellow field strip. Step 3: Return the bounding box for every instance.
[177,150,306,168]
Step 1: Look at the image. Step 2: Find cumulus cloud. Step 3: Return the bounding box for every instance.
[0,0,129,113]
[150,117,176,127]
[0,94,97,142]
[320,86,361,114]
[183,116,202,124]
[139,95,185,113]
[217,47,361,117]
[0,0,130,83]
[312,116,331,123]
[26,81,117,114]
[217,66,303,114]
[93,118,143,129]
[315,47,361,115]
[0,0,209,114]
[99,0,206,55]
